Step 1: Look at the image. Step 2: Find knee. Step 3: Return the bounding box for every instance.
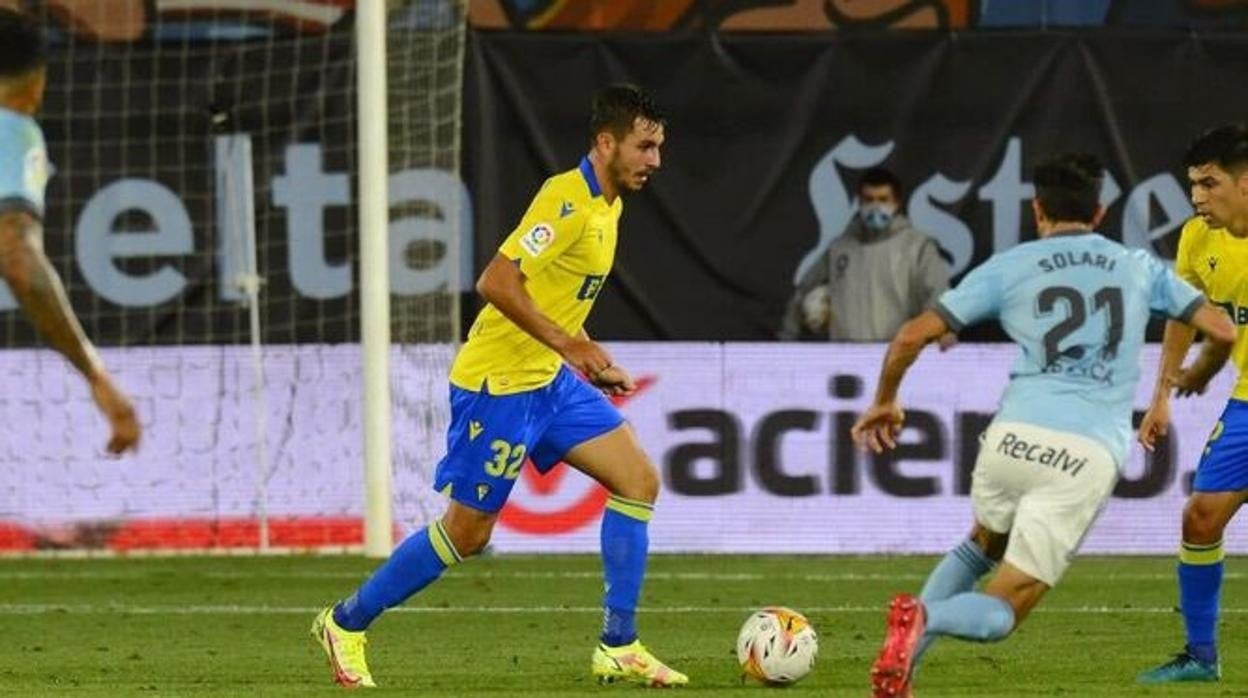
[613,461,660,504]
[1183,501,1228,544]
[970,524,1008,562]
[440,510,495,558]
[444,520,491,558]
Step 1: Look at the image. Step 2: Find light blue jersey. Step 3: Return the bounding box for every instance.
[935,232,1203,467]
[0,108,49,219]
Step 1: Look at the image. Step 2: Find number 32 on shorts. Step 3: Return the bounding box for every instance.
[1203,420,1225,457]
[485,439,527,479]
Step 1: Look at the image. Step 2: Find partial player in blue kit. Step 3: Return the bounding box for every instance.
[851,153,1236,698]
[0,9,138,454]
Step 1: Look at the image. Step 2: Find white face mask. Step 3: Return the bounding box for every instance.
[860,202,898,231]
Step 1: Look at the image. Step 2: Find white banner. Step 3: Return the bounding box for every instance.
[493,343,1244,555]
[0,344,451,550]
[0,342,1240,554]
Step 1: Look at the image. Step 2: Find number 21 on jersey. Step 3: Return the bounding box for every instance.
[1036,285,1123,365]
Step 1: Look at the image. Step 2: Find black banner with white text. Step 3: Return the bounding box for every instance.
[13,32,1248,344]
[466,31,1248,340]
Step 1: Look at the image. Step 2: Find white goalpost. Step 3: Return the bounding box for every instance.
[357,0,394,558]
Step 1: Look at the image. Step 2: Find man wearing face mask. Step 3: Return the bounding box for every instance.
[779,167,954,345]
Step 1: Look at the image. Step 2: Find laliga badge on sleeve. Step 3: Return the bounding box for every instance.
[519,222,555,257]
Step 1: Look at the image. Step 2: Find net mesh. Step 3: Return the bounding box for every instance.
[0,0,466,553]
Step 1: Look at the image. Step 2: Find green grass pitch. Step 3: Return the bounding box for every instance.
[1,554,1244,696]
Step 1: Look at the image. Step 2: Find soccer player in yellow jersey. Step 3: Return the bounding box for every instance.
[311,84,687,689]
[1137,124,1248,684]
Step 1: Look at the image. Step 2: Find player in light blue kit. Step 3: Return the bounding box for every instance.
[852,153,1236,698]
[0,9,138,454]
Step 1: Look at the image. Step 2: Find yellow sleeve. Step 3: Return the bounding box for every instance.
[497,182,585,278]
[1174,218,1205,292]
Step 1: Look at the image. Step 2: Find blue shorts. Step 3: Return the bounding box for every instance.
[1193,398,1248,492]
[432,366,625,513]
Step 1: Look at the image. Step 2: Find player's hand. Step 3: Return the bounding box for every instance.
[591,364,636,397]
[89,372,140,455]
[1137,399,1170,452]
[851,402,905,454]
[1171,366,1212,398]
[559,337,615,383]
[936,331,958,352]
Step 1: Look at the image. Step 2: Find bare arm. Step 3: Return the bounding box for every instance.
[0,211,139,454]
[1149,319,1197,402]
[872,309,950,405]
[1175,303,1236,395]
[477,253,577,355]
[476,253,617,384]
[852,310,949,453]
[576,326,635,395]
[0,212,101,378]
[1138,304,1233,451]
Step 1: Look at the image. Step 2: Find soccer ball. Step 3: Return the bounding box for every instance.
[800,286,832,333]
[736,606,819,685]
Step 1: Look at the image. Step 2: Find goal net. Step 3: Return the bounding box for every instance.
[0,0,466,554]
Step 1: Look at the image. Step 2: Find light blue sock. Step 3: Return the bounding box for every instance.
[332,520,463,631]
[920,540,995,604]
[925,592,1015,643]
[600,495,653,647]
[914,540,996,666]
[1179,540,1224,664]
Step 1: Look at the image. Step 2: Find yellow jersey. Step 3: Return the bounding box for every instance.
[1175,217,1248,400]
[449,157,621,395]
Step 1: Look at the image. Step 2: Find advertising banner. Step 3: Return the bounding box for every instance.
[3,343,1244,554]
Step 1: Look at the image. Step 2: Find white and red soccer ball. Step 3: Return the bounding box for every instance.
[736,606,819,686]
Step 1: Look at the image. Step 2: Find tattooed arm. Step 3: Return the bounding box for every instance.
[0,210,139,454]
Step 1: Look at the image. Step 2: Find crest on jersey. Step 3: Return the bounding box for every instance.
[520,222,555,256]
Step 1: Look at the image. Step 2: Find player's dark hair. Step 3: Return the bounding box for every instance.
[857,167,902,198]
[1184,123,1248,174]
[1033,153,1103,223]
[590,84,664,142]
[0,9,45,80]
